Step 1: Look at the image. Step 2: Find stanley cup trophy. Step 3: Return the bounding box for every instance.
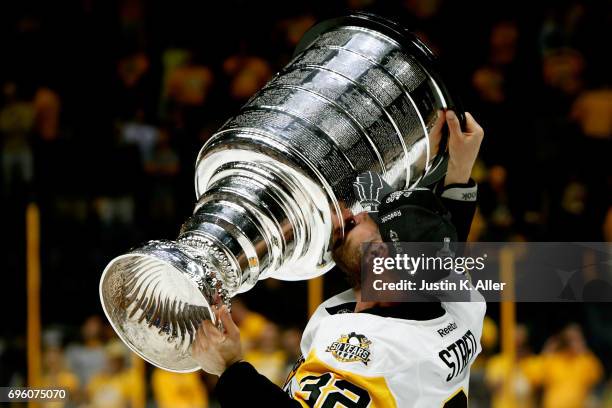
[99,13,464,372]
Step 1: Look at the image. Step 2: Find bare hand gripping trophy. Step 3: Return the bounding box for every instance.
[99,13,464,372]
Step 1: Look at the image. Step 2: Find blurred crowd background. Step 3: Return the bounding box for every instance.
[0,0,610,407]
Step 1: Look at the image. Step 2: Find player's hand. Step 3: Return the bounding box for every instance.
[444,111,484,186]
[191,305,243,376]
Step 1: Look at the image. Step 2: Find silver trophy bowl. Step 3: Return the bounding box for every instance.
[99,13,464,372]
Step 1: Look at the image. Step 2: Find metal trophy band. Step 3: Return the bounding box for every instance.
[99,13,465,372]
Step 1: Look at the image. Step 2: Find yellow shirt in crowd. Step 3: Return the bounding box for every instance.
[485,354,542,408]
[87,368,143,408]
[151,368,208,408]
[239,312,268,346]
[40,371,80,408]
[540,351,603,408]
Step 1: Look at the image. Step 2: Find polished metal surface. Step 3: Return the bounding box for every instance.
[99,13,463,372]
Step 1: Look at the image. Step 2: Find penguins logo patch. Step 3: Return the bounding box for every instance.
[326,332,372,365]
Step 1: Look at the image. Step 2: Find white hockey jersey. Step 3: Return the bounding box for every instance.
[283,289,486,407]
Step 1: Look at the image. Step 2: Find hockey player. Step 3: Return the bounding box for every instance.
[191,110,486,407]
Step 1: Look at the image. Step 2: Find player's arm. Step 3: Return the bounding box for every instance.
[216,361,302,407]
[191,306,301,408]
[437,111,484,241]
[438,179,478,242]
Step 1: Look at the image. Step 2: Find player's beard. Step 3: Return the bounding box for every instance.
[332,243,362,290]
[333,237,384,290]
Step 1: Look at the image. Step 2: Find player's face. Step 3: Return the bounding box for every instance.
[344,212,381,250]
[332,212,382,287]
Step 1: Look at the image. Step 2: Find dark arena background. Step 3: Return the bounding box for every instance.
[0,0,610,407]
